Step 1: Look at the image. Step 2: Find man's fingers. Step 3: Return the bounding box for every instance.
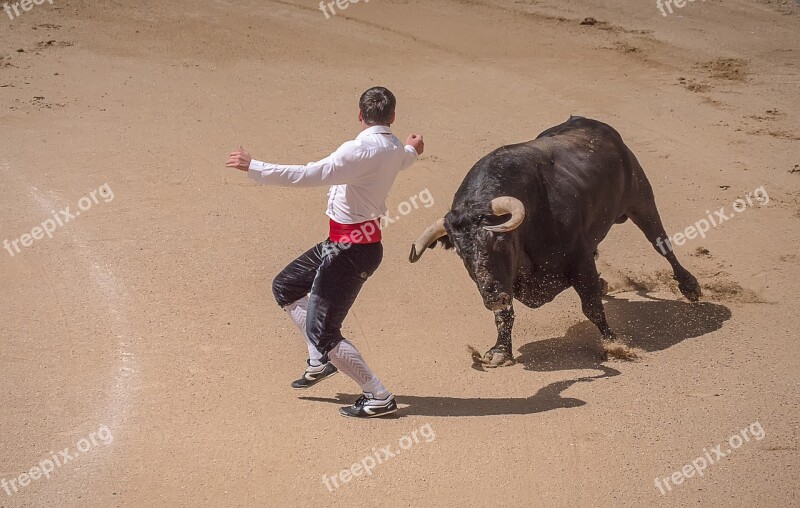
[225,147,250,170]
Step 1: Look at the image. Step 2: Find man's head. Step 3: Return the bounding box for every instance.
[359,86,396,127]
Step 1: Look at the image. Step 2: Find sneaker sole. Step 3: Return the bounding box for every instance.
[291,370,337,389]
[338,406,398,418]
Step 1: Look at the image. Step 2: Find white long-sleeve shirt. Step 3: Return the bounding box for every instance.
[248,125,419,224]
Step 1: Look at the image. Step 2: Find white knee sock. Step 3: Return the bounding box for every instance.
[283,296,324,367]
[328,340,391,399]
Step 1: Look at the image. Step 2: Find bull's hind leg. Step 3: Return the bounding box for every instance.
[573,257,638,360]
[573,258,616,340]
[627,197,702,302]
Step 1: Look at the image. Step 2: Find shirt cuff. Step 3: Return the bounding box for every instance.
[405,144,419,158]
[249,159,267,170]
[248,159,268,181]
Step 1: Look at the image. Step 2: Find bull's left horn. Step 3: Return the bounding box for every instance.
[484,196,526,233]
[409,218,446,263]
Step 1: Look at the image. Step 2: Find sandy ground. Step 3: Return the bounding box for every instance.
[1,0,799,506]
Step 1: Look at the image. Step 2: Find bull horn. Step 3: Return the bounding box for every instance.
[484,196,525,233]
[409,218,446,263]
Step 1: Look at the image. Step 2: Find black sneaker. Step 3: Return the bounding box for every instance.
[339,394,397,418]
[291,362,338,389]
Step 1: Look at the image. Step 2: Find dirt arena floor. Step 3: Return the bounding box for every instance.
[1,0,799,506]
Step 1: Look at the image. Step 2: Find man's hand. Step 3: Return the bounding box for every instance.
[226,146,252,171]
[406,134,424,155]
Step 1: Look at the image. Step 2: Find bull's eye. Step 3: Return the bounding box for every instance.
[477,215,496,226]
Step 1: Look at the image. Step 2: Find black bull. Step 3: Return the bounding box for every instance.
[409,116,701,367]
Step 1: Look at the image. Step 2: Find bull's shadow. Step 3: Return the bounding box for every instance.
[516,292,731,372]
[300,293,730,417]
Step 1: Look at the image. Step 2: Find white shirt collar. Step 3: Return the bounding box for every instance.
[357,125,393,139]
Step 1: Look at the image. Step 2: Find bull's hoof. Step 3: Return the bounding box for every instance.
[468,346,515,368]
[678,274,702,302]
[600,339,640,361]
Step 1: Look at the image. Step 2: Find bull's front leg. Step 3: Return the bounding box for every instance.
[471,306,516,368]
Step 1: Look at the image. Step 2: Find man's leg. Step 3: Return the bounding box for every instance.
[306,242,395,417]
[283,296,324,366]
[272,242,338,387]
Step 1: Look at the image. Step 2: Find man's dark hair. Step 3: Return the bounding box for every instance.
[359,87,396,126]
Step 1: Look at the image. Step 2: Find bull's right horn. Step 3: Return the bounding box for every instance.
[484,196,525,233]
[409,218,446,263]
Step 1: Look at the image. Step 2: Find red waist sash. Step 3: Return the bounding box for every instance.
[329,218,381,244]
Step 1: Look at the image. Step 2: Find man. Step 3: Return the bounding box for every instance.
[225,87,424,418]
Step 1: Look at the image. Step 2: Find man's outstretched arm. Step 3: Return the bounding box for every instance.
[226,133,423,186]
[225,144,364,188]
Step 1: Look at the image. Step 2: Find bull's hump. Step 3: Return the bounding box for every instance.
[536,116,614,140]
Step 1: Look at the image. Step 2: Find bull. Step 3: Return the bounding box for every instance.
[409,116,701,367]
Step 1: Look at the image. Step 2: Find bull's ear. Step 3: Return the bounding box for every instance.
[437,236,454,250]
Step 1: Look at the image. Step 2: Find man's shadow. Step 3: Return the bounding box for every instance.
[300,293,731,418]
